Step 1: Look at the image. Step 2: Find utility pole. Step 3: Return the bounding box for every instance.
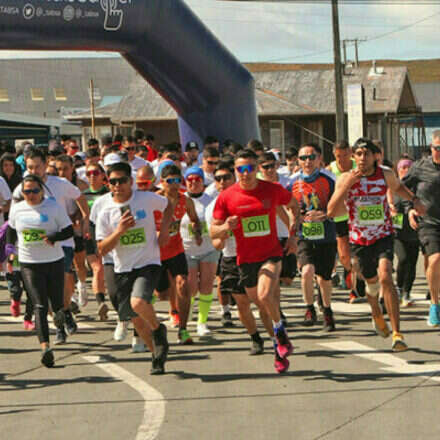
[332,0,345,141]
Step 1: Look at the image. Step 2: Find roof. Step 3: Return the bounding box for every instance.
[110,66,415,123]
[413,83,440,113]
[0,111,64,127]
[0,58,137,119]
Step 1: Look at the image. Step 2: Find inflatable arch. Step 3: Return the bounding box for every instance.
[0,0,260,146]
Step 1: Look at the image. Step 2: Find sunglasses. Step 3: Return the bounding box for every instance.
[299,154,317,161]
[125,146,136,152]
[186,176,203,183]
[214,174,232,182]
[261,163,276,170]
[236,164,255,174]
[69,146,79,150]
[166,177,182,185]
[136,179,154,187]
[86,169,102,177]
[109,176,130,186]
[22,188,41,195]
[207,160,219,166]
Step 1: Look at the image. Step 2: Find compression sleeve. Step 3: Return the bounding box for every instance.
[47,225,74,244]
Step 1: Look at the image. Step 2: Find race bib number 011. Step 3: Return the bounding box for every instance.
[302,222,325,240]
[22,229,46,245]
[120,227,146,247]
[357,204,384,226]
[392,213,403,230]
[241,215,270,238]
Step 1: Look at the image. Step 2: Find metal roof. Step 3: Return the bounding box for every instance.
[413,82,440,113]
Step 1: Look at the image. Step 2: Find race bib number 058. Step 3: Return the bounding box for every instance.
[22,229,46,245]
[302,222,325,240]
[241,215,270,238]
[357,204,384,226]
[120,228,146,247]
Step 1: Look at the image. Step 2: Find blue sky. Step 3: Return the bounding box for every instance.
[1,0,440,63]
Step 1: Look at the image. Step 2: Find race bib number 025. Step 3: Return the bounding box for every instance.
[22,229,46,245]
[241,215,270,238]
[357,204,384,226]
[302,222,324,240]
[120,228,146,247]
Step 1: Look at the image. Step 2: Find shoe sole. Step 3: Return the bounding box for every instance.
[372,319,390,338]
[98,303,109,321]
[41,350,54,367]
[276,342,293,359]
[274,358,290,373]
[392,341,408,352]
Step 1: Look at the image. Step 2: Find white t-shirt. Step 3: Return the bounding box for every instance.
[205,197,236,258]
[95,190,168,273]
[205,182,219,199]
[9,198,72,264]
[13,175,80,247]
[0,176,12,226]
[203,171,215,187]
[129,156,151,172]
[76,166,88,184]
[90,192,114,265]
[180,192,214,257]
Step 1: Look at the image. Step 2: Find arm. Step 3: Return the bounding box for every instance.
[210,217,238,240]
[327,170,361,218]
[44,225,74,246]
[282,196,300,256]
[75,194,90,236]
[157,200,174,247]
[185,196,202,246]
[276,205,290,229]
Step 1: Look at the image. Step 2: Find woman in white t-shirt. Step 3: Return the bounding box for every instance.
[7,175,74,368]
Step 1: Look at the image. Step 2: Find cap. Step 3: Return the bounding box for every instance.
[103,153,122,167]
[158,160,175,178]
[184,166,204,180]
[74,152,86,161]
[185,141,199,152]
[352,138,380,154]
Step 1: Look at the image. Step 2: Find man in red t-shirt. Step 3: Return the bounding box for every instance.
[211,149,300,373]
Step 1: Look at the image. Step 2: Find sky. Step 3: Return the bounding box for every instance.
[1,0,440,63]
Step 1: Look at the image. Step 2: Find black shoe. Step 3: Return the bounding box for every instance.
[221,311,234,328]
[41,348,55,368]
[65,311,78,336]
[426,291,431,301]
[303,307,317,327]
[323,309,336,332]
[53,310,65,329]
[151,323,169,375]
[249,337,264,355]
[70,301,81,316]
[54,327,67,345]
[331,272,340,288]
[280,309,288,327]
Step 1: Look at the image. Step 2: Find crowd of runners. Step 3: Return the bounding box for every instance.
[1,129,439,375]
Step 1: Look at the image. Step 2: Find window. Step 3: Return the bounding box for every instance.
[88,87,101,101]
[0,89,9,102]
[269,120,285,152]
[31,88,44,101]
[54,88,67,101]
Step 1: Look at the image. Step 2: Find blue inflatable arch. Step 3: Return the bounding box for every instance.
[0,0,260,146]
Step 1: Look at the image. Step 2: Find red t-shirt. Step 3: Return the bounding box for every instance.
[213,180,292,265]
[145,144,158,162]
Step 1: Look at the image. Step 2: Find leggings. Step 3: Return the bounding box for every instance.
[6,271,34,321]
[394,239,419,296]
[20,258,65,344]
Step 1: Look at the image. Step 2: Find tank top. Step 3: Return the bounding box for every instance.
[330,158,356,223]
[346,165,393,246]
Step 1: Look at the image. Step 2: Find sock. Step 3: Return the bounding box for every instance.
[96,293,105,304]
[198,293,213,324]
[222,304,230,314]
[251,331,261,342]
[271,336,277,349]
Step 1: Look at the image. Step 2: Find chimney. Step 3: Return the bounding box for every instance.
[372,60,377,74]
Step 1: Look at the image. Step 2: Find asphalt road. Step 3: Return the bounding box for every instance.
[2,261,440,440]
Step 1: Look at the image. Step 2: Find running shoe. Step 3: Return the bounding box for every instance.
[178,328,193,345]
[70,300,81,316]
[170,310,180,328]
[10,299,20,317]
[53,309,65,329]
[303,307,317,327]
[392,332,408,352]
[249,337,264,356]
[76,280,88,307]
[132,336,147,353]
[41,348,55,368]
[323,309,336,332]
[275,327,293,359]
[197,323,212,340]
[97,302,109,321]
[280,309,288,328]
[221,311,234,328]
[274,352,290,373]
[23,320,35,331]
[114,320,129,341]
[65,311,78,336]
[331,272,340,288]
[349,290,361,304]
[401,294,413,308]
[427,304,440,327]
[372,315,390,338]
[151,323,169,375]
[54,327,67,345]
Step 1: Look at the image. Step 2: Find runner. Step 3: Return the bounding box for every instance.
[96,162,174,375]
[291,143,337,331]
[122,136,150,172]
[180,166,219,339]
[7,174,73,367]
[403,130,440,326]
[211,149,300,373]
[328,138,426,351]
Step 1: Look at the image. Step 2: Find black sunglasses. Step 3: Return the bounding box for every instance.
[109,176,130,186]
[214,174,232,182]
[22,188,41,195]
[261,162,276,170]
[299,154,317,161]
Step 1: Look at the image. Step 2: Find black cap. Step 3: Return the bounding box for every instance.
[352,138,380,154]
[185,141,199,151]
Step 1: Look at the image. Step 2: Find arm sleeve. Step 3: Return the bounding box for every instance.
[47,225,74,243]
[6,226,17,246]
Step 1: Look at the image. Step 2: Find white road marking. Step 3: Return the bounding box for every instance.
[321,341,440,382]
[84,355,165,440]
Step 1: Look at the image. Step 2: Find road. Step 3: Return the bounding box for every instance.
[1,262,440,440]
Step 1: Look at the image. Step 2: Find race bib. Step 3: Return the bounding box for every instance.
[119,227,146,247]
[357,204,384,226]
[302,222,325,240]
[22,228,46,246]
[188,221,209,237]
[169,220,181,237]
[241,215,270,238]
[392,213,403,230]
[13,255,19,269]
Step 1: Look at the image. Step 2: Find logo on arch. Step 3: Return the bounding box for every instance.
[100,0,130,31]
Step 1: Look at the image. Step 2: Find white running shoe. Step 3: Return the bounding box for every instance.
[131,336,147,353]
[113,320,129,341]
[76,281,88,307]
[197,323,212,339]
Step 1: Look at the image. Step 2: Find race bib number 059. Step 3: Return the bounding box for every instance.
[241,215,270,238]
[120,228,146,247]
[22,229,46,245]
[357,204,384,226]
[302,222,325,240]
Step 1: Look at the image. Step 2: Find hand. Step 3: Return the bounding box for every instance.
[389,204,398,217]
[303,210,326,222]
[116,210,136,235]
[413,198,427,217]
[344,169,362,189]
[284,235,298,256]
[408,209,419,230]
[41,235,55,247]
[157,230,170,247]
[225,216,239,231]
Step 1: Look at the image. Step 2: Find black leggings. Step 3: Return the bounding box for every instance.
[6,271,34,321]
[20,259,65,343]
[394,239,419,296]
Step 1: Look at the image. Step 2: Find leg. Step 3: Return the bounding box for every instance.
[245,286,274,337]
[301,264,315,306]
[378,258,400,333]
[131,316,154,352]
[197,261,217,324]
[426,252,440,305]
[233,294,257,335]
[256,260,282,323]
